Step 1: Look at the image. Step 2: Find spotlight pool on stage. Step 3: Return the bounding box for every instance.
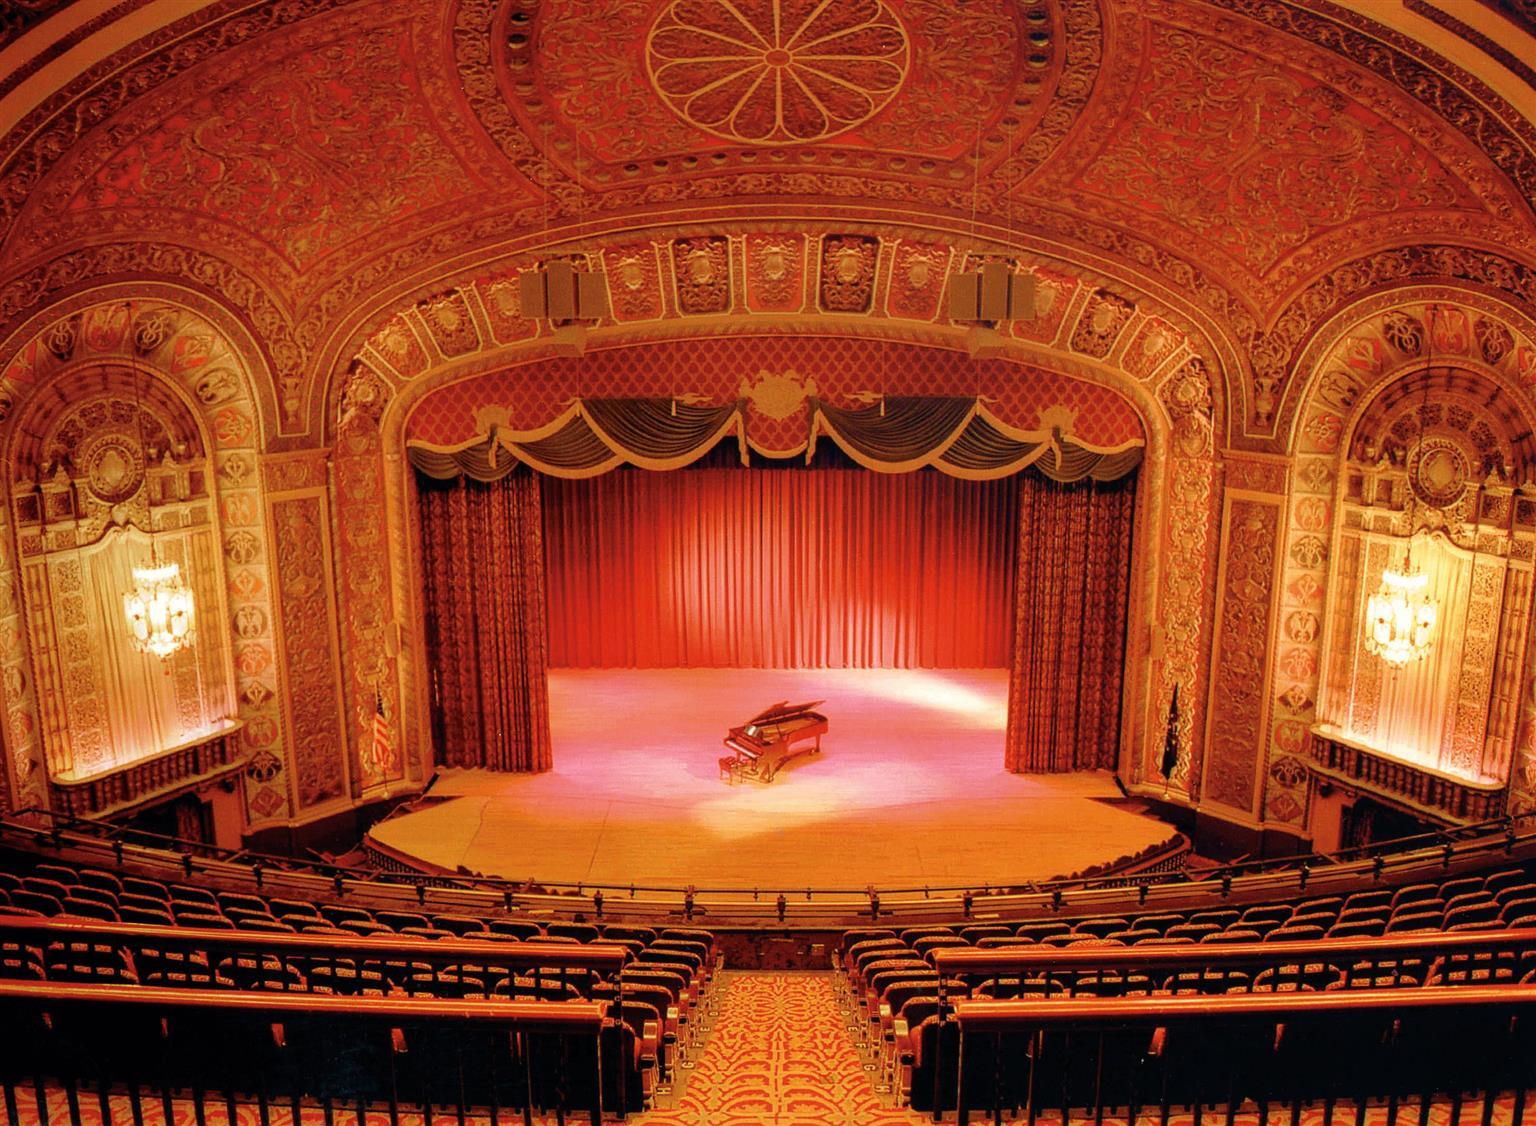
[368,668,1174,891]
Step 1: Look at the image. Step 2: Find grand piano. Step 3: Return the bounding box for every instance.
[720,700,829,783]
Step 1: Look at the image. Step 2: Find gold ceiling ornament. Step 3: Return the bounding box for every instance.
[119,304,196,661]
[1364,304,1444,670]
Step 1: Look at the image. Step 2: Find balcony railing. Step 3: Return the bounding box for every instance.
[47,722,245,818]
[1309,724,1507,825]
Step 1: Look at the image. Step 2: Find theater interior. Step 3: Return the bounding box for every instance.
[1,0,1536,1122]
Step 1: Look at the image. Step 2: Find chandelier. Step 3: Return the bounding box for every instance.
[119,306,197,660]
[1364,557,1436,668]
[123,561,196,659]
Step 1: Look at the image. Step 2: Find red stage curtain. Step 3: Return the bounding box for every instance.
[542,466,1019,668]
[1005,475,1137,772]
[418,471,552,772]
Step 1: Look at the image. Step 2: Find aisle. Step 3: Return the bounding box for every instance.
[635,972,923,1126]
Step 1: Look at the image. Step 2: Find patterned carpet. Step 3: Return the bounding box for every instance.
[633,972,923,1126]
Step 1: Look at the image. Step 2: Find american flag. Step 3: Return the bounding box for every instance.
[370,685,393,773]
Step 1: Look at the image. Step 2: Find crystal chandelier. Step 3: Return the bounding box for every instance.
[1364,557,1436,668]
[119,308,197,660]
[123,561,196,659]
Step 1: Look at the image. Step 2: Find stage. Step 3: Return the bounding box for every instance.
[369,668,1175,891]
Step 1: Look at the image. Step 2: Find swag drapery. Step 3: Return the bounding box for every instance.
[411,396,1142,774]
[418,471,552,773]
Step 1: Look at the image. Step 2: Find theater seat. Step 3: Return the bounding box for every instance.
[60,898,119,923]
[308,962,387,995]
[76,869,122,895]
[1199,927,1263,944]
[1163,968,1250,995]
[1390,883,1439,911]
[1264,924,1327,942]
[549,922,601,943]
[1239,905,1293,926]
[1068,970,1154,997]
[432,914,490,937]
[216,954,307,992]
[1071,917,1130,938]
[10,890,61,915]
[487,919,542,940]
[1131,913,1187,933]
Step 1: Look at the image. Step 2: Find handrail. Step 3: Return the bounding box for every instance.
[949,982,1536,1028]
[0,912,629,971]
[0,977,608,1027]
[15,806,1536,897]
[932,926,1536,975]
[7,806,1536,924]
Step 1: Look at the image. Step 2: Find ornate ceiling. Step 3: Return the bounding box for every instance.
[1,0,1533,451]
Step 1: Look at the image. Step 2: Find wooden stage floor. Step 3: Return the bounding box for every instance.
[369,668,1174,891]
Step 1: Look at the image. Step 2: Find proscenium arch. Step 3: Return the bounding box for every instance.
[372,328,1199,797]
[0,290,294,823]
[312,218,1244,448]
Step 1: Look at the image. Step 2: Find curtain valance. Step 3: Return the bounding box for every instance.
[408,396,1142,483]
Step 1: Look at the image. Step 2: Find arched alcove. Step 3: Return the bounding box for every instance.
[1316,362,1536,788]
[0,297,295,830]
[6,362,235,782]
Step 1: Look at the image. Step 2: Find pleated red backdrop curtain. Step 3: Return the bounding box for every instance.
[418,471,552,772]
[542,466,1019,668]
[1005,475,1137,772]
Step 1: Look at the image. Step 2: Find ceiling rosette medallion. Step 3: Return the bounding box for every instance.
[646,0,910,145]
[484,0,1080,192]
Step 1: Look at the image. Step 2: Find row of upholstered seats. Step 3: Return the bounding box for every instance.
[0,862,717,966]
[1,930,702,1098]
[837,861,1536,1086]
[847,864,1536,958]
[0,970,656,1116]
[0,855,717,1089]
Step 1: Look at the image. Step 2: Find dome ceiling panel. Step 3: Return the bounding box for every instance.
[7,2,527,277]
[1067,19,1477,275]
[1026,0,1530,301]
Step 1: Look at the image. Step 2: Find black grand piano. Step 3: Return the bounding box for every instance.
[720,700,829,783]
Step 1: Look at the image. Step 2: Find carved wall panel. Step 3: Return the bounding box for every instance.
[603,244,667,323]
[743,235,809,314]
[1200,492,1282,817]
[672,237,731,315]
[818,236,880,313]
[266,478,350,809]
[334,374,405,792]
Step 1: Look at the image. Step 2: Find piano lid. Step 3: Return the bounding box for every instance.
[745,699,826,725]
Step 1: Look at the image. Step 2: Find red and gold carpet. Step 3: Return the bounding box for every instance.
[633,971,923,1126]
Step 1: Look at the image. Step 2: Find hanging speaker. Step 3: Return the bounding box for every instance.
[576,269,611,318]
[948,271,982,322]
[518,270,547,319]
[545,259,577,321]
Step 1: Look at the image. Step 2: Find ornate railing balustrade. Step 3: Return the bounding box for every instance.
[46,723,245,819]
[3,807,1535,927]
[1310,724,1507,825]
[934,986,1536,1123]
[0,979,610,1125]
